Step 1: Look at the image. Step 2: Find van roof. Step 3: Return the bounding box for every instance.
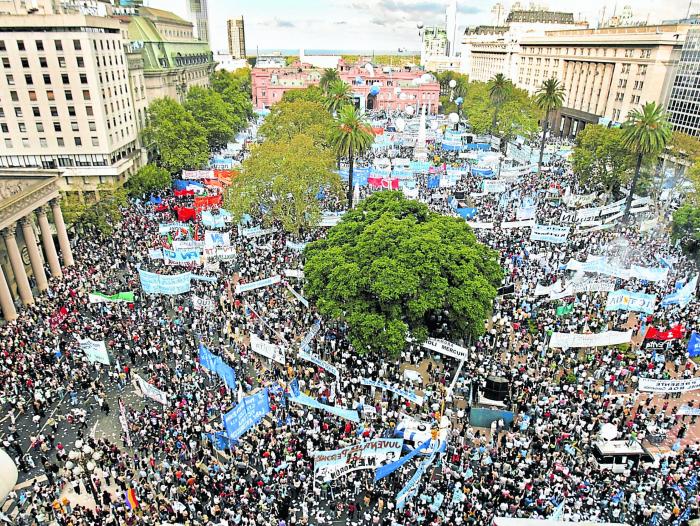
[593,440,648,456]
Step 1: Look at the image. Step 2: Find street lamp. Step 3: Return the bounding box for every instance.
[449,79,457,102]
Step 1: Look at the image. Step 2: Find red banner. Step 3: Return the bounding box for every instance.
[203,179,223,190]
[194,194,222,211]
[174,189,195,197]
[175,207,196,222]
[154,204,169,213]
[368,177,399,190]
[49,306,68,329]
[645,324,685,340]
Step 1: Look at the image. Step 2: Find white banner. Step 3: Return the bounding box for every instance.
[466,221,495,230]
[676,405,700,416]
[534,282,563,297]
[530,224,569,244]
[148,249,163,260]
[204,231,231,248]
[78,338,110,365]
[192,294,216,312]
[501,220,535,230]
[250,334,286,364]
[236,275,281,293]
[182,169,214,180]
[483,180,507,193]
[172,240,205,250]
[549,330,633,349]
[286,284,309,308]
[135,374,168,405]
[638,377,700,393]
[204,246,236,262]
[284,269,304,279]
[313,438,404,480]
[240,226,277,238]
[421,337,469,361]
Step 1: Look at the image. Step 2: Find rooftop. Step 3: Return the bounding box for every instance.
[138,6,189,25]
[506,9,576,24]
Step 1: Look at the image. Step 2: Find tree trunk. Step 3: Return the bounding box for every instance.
[491,108,498,135]
[624,153,644,221]
[347,150,354,209]
[537,111,549,174]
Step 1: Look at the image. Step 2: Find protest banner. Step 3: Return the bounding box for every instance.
[396,450,438,509]
[549,330,633,349]
[88,291,134,304]
[530,224,569,244]
[320,213,344,227]
[77,338,110,365]
[288,391,359,422]
[135,374,168,405]
[421,337,469,361]
[466,221,495,230]
[138,268,192,295]
[375,439,431,481]
[235,275,281,293]
[501,220,535,230]
[676,405,700,416]
[203,246,236,263]
[605,290,657,315]
[158,222,188,234]
[313,439,403,480]
[483,180,507,193]
[661,274,698,308]
[284,269,304,279]
[204,231,231,248]
[360,378,423,405]
[689,332,700,357]
[286,284,309,308]
[172,240,205,250]
[240,226,277,238]
[298,349,339,378]
[285,240,307,251]
[223,389,270,441]
[638,377,700,393]
[148,249,163,260]
[250,334,286,365]
[192,295,216,312]
[163,249,202,266]
[300,321,321,352]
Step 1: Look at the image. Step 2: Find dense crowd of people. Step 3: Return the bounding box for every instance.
[0,113,698,526]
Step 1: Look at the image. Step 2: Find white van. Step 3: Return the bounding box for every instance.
[590,440,658,473]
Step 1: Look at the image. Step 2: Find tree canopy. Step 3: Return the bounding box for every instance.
[304,192,502,358]
[125,164,171,198]
[258,100,334,149]
[571,125,633,198]
[185,87,244,151]
[61,184,128,236]
[282,86,325,104]
[672,203,700,258]
[143,97,209,174]
[210,68,253,122]
[224,134,342,234]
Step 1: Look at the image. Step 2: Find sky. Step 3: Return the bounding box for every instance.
[146,0,695,54]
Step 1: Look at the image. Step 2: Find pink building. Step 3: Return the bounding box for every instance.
[251,59,441,113]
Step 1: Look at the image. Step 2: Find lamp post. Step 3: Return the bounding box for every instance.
[449,79,457,102]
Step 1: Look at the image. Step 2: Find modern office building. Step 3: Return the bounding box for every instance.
[227,16,246,59]
[461,9,586,82]
[667,28,700,137]
[517,24,690,137]
[186,0,209,45]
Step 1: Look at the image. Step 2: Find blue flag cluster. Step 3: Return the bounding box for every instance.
[199,343,237,391]
[223,388,270,441]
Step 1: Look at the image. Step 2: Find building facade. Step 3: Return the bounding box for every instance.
[186,0,209,45]
[227,16,246,59]
[0,174,74,320]
[0,12,142,190]
[517,25,689,137]
[667,28,700,137]
[461,9,586,82]
[251,60,440,113]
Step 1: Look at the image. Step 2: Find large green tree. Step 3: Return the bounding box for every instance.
[672,203,700,258]
[324,80,352,115]
[143,97,209,174]
[210,68,253,122]
[126,164,171,198]
[621,101,672,219]
[282,86,325,104]
[224,134,342,234]
[319,68,340,92]
[258,100,334,149]
[185,87,243,151]
[488,73,510,132]
[329,105,374,208]
[304,192,502,358]
[534,78,565,174]
[571,125,634,199]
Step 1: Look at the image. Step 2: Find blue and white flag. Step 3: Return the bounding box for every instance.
[298,349,339,378]
[661,274,698,308]
[199,343,219,371]
[223,388,270,441]
[548,500,565,520]
[375,439,431,481]
[290,378,300,397]
[236,275,281,293]
[605,290,657,315]
[288,392,359,422]
[396,449,437,510]
[361,378,423,405]
[688,332,700,358]
[138,268,192,295]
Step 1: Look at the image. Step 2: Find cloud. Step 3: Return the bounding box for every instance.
[275,18,295,28]
[335,21,348,25]
[370,17,387,26]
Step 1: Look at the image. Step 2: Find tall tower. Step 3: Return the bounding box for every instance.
[187,0,210,45]
[227,16,246,59]
[446,0,457,57]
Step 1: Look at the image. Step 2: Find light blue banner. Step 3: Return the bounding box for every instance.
[361,378,423,405]
[298,349,339,378]
[158,222,189,235]
[191,274,218,283]
[202,210,230,229]
[396,450,436,510]
[605,289,657,314]
[530,224,569,244]
[199,343,237,390]
[235,275,281,293]
[300,320,321,352]
[138,268,192,295]
[285,240,307,251]
[199,343,219,371]
[223,388,270,441]
[289,392,359,423]
[163,249,201,264]
[375,438,431,481]
[661,274,698,308]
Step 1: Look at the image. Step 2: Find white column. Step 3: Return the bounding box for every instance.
[2,225,33,305]
[50,198,74,267]
[20,217,48,292]
[0,263,17,321]
[36,206,62,278]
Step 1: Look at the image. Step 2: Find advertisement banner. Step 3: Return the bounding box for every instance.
[530,224,569,244]
[138,268,192,295]
[549,330,633,349]
[421,337,469,361]
[638,377,700,393]
[78,338,110,365]
[605,290,657,314]
[250,334,286,364]
[235,275,281,293]
[313,439,404,480]
[298,349,339,378]
[361,378,423,405]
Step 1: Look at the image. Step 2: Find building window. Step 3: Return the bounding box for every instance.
[54,122,61,132]
[76,56,84,68]
[74,137,82,146]
[39,57,47,67]
[6,74,14,85]
[36,123,44,132]
[54,40,63,51]
[14,108,22,117]
[91,137,99,146]
[35,40,44,51]
[1,57,8,68]
[40,137,47,147]
[0,123,7,133]
[10,91,18,101]
[57,137,64,146]
[21,57,29,68]
[18,122,25,132]
[17,40,25,51]
[68,106,76,117]
[88,121,96,131]
[25,74,32,85]
[83,90,90,100]
[43,73,50,83]
[50,106,58,117]
[47,90,55,100]
[80,73,87,84]
[71,122,79,132]
[0,41,5,51]
[73,39,81,50]
[4,139,11,148]
[58,57,66,68]
[65,90,73,101]
[31,105,39,115]
[86,106,93,116]
[22,138,29,147]
[62,73,69,84]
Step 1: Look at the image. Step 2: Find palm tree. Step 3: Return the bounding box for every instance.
[488,73,510,134]
[330,105,374,208]
[621,101,671,219]
[319,68,340,93]
[324,80,352,115]
[534,78,565,173]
